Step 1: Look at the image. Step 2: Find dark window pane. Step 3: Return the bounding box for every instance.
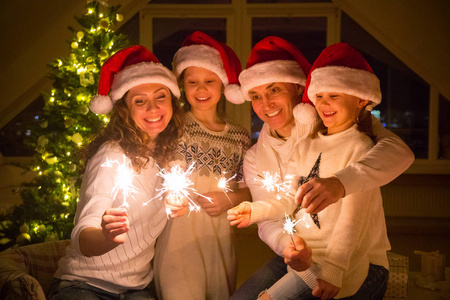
[248,0,331,3]
[151,0,231,4]
[251,17,327,143]
[341,12,429,158]
[0,96,44,156]
[152,18,226,69]
[117,13,140,46]
[439,95,450,159]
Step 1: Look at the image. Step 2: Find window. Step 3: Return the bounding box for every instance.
[341,12,430,159]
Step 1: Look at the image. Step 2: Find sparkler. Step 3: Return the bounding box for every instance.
[101,155,138,208]
[216,172,236,206]
[256,171,294,200]
[283,213,300,251]
[145,162,213,215]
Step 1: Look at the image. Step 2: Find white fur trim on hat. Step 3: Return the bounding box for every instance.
[239,60,306,101]
[90,95,114,115]
[111,62,180,101]
[224,84,245,104]
[307,66,381,110]
[173,44,228,85]
[293,102,318,124]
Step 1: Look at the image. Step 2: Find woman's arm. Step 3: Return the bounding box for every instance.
[79,208,129,257]
[298,116,414,213]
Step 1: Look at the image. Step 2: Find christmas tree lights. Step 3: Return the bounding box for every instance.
[0,1,130,249]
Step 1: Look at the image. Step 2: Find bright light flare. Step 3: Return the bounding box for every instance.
[216,172,236,206]
[145,162,212,215]
[256,172,294,199]
[101,155,138,208]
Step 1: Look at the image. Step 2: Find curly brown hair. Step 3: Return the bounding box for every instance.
[85,93,184,173]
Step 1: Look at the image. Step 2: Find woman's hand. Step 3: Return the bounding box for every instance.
[101,208,129,244]
[312,279,340,300]
[227,202,252,228]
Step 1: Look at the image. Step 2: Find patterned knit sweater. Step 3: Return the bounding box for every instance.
[154,112,250,300]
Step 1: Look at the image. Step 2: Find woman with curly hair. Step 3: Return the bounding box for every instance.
[47,45,183,300]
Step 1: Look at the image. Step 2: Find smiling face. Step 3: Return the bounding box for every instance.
[182,66,223,115]
[249,82,303,138]
[314,92,368,135]
[126,83,173,141]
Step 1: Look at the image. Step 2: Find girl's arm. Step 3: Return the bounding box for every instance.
[298,116,414,213]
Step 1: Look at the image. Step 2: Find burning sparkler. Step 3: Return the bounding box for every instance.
[101,155,138,208]
[283,213,300,251]
[256,172,294,200]
[216,172,236,206]
[145,162,213,215]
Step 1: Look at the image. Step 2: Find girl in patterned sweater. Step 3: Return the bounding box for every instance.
[228,43,392,300]
[153,31,251,300]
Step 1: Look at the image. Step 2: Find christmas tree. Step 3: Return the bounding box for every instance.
[0,1,130,250]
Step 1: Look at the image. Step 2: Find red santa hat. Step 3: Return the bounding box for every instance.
[239,36,312,102]
[303,42,381,111]
[172,31,244,104]
[90,45,180,114]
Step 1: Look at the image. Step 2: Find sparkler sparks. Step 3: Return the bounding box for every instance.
[256,172,294,200]
[216,173,236,206]
[101,155,138,208]
[145,162,212,215]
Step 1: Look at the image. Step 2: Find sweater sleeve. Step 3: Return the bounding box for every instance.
[70,143,120,254]
[334,116,414,196]
[244,147,291,256]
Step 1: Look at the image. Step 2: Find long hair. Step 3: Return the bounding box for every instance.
[309,103,374,139]
[84,93,184,172]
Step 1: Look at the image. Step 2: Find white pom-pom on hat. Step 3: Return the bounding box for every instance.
[293,103,317,124]
[224,83,245,104]
[90,95,114,115]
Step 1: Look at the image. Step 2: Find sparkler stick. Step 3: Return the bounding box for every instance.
[216,173,237,206]
[145,162,213,216]
[101,155,138,208]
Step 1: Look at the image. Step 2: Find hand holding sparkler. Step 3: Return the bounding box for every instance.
[165,196,189,218]
[101,208,129,244]
[227,202,252,228]
[283,235,312,272]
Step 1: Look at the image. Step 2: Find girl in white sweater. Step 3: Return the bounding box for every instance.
[228,42,392,300]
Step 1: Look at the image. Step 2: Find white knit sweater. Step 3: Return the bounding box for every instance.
[55,142,167,294]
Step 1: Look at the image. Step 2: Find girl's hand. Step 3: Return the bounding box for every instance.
[198,191,233,216]
[312,279,340,300]
[101,208,129,244]
[227,202,252,228]
[165,196,189,218]
[283,235,312,271]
